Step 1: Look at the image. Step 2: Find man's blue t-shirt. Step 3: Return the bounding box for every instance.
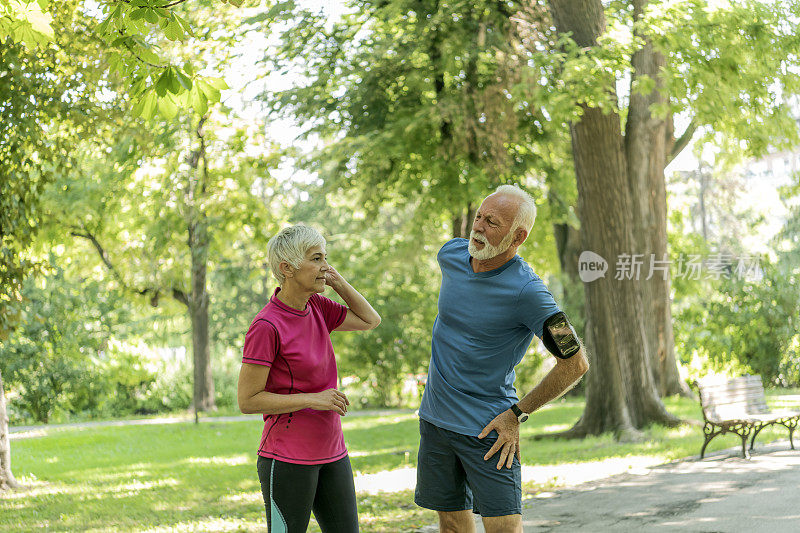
[418,238,561,436]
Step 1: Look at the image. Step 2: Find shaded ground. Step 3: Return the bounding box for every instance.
[506,441,799,532]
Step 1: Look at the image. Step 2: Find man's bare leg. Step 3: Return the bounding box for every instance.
[438,510,476,533]
[482,514,522,533]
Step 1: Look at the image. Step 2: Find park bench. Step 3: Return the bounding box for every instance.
[695,375,800,459]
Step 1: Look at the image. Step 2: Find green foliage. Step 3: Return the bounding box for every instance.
[0,0,54,45]
[287,187,444,406]
[676,261,799,385]
[649,0,800,158]
[265,0,574,224]
[671,178,800,386]
[0,258,136,422]
[0,251,205,423]
[3,0,235,119]
[30,108,285,415]
[111,1,238,120]
[0,0,238,345]
[41,106,282,328]
[262,0,800,240]
[2,0,285,421]
[0,3,107,338]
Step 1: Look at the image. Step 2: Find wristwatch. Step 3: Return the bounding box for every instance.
[510,403,529,423]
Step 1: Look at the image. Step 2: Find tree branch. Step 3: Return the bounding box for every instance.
[160,0,189,7]
[667,119,698,165]
[69,223,190,308]
[171,288,190,307]
[115,0,189,8]
[117,30,169,69]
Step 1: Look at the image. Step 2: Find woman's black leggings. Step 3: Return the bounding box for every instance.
[257,455,359,532]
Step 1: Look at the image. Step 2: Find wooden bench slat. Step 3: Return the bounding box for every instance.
[700,384,765,392]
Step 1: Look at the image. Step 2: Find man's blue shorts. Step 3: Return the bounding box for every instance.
[414,419,522,517]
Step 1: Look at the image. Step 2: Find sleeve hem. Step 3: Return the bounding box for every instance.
[332,305,347,331]
[242,358,273,367]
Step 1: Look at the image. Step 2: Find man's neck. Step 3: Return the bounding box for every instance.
[470,248,518,273]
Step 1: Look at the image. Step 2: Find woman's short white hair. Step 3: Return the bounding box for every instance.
[268,224,326,284]
[495,184,537,233]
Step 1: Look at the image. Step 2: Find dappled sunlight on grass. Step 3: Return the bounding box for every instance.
[342,412,417,431]
[141,517,263,532]
[104,478,181,498]
[2,421,266,533]
[350,447,414,458]
[90,466,159,483]
[541,423,571,432]
[221,492,263,504]
[356,489,437,533]
[345,414,420,474]
[666,423,698,438]
[354,466,417,494]
[9,429,49,441]
[182,454,251,466]
[3,393,799,532]
[520,454,669,490]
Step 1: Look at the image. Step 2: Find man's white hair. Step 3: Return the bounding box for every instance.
[494,184,537,233]
[267,224,326,284]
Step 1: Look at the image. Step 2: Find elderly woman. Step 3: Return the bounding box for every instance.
[238,224,380,533]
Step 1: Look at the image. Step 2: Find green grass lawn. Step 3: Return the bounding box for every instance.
[3,391,799,532]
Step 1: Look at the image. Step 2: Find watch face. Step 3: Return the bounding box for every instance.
[519,414,529,423]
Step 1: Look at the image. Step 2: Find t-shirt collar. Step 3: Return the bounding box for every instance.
[270,287,311,316]
[465,251,519,278]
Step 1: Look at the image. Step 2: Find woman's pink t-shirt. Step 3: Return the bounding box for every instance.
[242,288,347,465]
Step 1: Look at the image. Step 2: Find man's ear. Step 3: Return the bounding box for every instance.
[279,261,294,279]
[513,227,528,247]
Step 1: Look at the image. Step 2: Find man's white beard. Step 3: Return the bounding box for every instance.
[468,229,516,260]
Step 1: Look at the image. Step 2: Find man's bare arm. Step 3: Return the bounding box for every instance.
[517,348,589,415]
[480,348,589,469]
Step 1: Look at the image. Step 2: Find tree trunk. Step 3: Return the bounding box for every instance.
[553,222,581,282]
[452,204,475,238]
[553,221,586,338]
[189,218,215,412]
[0,369,19,491]
[187,117,216,413]
[548,0,679,437]
[649,129,687,397]
[624,4,688,397]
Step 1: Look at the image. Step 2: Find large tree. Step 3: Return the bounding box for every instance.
[264,0,570,237]
[547,0,800,435]
[0,0,239,490]
[263,0,800,436]
[264,0,681,434]
[45,108,279,413]
[547,0,680,436]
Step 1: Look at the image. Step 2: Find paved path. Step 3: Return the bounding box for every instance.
[507,442,800,532]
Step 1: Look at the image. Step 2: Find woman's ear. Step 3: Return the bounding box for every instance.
[279,261,294,279]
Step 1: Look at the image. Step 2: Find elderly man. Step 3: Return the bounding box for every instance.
[414,185,589,533]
